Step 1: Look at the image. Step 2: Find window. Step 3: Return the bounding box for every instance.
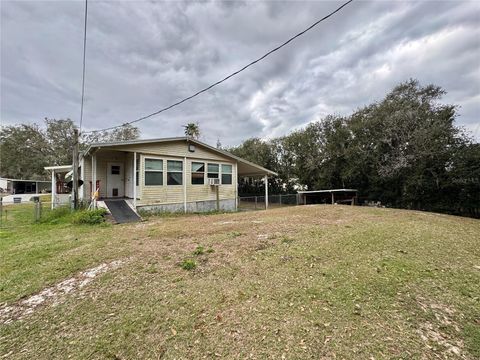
[207,163,219,179]
[111,165,120,175]
[191,162,205,185]
[221,164,233,185]
[167,160,183,185]
[145,158,163,186]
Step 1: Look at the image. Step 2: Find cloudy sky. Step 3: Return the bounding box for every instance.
[1,0,479,146]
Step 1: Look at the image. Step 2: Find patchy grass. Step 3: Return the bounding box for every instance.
[1,205,479,359]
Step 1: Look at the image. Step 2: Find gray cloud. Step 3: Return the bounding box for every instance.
[1,0,479,146]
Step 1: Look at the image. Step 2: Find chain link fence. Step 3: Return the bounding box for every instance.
[238,194,300,211]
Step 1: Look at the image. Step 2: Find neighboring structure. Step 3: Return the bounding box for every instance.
[46,137,276,212]
[44,165,73,209]
[0,177,50,194]
[298,189,358,205]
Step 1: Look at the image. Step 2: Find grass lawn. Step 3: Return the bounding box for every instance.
[0,204,479,359]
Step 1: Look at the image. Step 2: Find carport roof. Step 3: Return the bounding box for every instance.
[298,189,358,194]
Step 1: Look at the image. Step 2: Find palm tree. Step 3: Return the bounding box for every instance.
[183,122,200,139]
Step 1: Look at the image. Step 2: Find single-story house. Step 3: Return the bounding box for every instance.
[46,137,277,212]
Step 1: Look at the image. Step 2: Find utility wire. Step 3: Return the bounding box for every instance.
[84,0,355,134]
[79,0,88,133]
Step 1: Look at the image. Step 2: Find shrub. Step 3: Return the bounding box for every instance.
[71,208,108,225]
[280,236,294,244]
[193,246,205,256]
[180,259,196,271]
[41,206,72,224]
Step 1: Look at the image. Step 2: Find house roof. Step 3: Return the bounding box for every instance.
[84,137,277,177]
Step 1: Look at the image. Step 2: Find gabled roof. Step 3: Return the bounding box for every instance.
[84,137,277,177]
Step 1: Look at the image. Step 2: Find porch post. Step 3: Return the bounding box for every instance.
[234,162,238,211]
[92,153,96,199]
[264,175,268,210]
[133,152,137,209]
[51,170,55,210]
[183,156,187,213]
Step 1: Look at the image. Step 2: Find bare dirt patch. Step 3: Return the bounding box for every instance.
[0,259,126,324]
[416,297,467,359]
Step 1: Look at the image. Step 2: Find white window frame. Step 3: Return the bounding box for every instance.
[144,157,164,186]
[207,163,220,179]
[167,159,183,186]
[221,164,233,185]
[191,161,205,185]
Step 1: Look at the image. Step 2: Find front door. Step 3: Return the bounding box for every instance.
[107,162,124,198]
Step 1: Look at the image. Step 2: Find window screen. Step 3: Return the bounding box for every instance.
[144,159,163,185]
[207,163,219,178]
[167,160,183,185]
[221,164,233,185]
[191,162,205,185]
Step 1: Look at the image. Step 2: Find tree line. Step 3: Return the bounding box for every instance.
[0,119,139,180]
[230,79,479,218]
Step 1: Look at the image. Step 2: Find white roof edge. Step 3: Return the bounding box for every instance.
[84,137,278,176]
[44,165,73,171]
[298,189,358,194]
[0,177,51,182]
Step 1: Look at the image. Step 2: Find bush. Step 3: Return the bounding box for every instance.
[193,246,205,256]
[180,259,196,271]
[71,208,108,225]
[41,206,72,224]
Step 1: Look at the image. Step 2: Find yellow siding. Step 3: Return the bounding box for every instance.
[137,156,237,206]
[107,140,230,161]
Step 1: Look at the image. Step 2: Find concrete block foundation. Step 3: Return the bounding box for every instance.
[138,199,236,213]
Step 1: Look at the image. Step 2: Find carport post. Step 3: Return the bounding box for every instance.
[264,175,268,210]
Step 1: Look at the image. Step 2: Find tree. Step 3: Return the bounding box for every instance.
[231,79,477,217]
[183,122,200,139]
[0,123,50,179]
[0,119,140,180]
[81,123,140,147]
[229,138,282,195]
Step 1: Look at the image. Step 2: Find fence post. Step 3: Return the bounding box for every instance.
[279,194,282,206]
[0,198,2,226]
[255,196,257,210]
[34,200,42,222]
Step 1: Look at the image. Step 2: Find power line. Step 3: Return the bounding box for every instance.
[84,0,355,134]
[79,0,88,133]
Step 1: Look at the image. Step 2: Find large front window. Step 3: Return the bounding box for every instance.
[144,158,163,186]
[167,160,183,185]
